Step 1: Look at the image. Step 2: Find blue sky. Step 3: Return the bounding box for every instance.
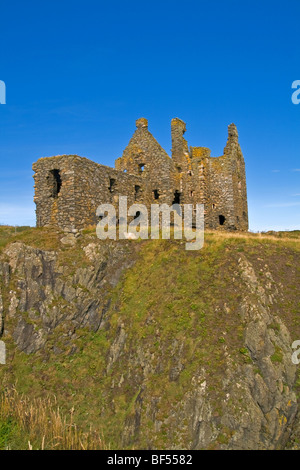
[0,0,300,231]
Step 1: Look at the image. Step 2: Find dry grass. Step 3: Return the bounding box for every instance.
[205,230,300,244]
[0,387,107,450]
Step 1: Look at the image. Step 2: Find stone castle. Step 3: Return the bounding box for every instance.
[32,117,248,232]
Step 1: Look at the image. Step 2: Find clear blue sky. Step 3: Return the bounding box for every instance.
[1,0,300,231]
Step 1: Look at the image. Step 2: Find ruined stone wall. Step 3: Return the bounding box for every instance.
[202,123,248,231]
[72,157,148,228]
[115,118,176,206]
[33,155,149,230]
[223,125,248,230]
[171,118,190,202]
[170,118,248,231]
[33,156,77,229]
[207,155,235,230]
[189,147,212,226]
[171,118,189,166]
[33,118,249,233]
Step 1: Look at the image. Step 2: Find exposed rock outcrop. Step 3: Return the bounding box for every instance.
[1,240,135,354]
[0,236,298,450]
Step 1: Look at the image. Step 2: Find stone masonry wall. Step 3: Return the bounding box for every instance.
[33,156,77,229]
[224,124,248,231]
[72,157,147,229]
[33,118,249,233]
[115,118,176,207]
[33,155,148,231]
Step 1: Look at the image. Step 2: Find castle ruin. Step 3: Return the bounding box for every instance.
[32,118,248,232]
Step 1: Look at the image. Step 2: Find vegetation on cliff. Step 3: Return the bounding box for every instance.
[0,226,299,450]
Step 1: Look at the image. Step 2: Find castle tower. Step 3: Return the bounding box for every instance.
[223,123,248,231]
[171,118,189,172]
[224,123,239,154]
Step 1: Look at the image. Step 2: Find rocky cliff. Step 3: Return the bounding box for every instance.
[0,226,299,449]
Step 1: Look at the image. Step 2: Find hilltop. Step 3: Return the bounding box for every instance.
[0,226,300,450]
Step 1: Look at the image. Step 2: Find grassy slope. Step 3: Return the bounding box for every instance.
[0,226,300,449]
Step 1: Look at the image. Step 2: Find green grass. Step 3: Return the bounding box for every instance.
[271,346,283,363]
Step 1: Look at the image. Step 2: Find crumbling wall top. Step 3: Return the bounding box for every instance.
[171,118,186,134]
[190,147,211,159]
[136,118,148,129]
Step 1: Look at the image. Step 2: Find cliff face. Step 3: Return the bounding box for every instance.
[0,227,299,450]
[1,240,134,355]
